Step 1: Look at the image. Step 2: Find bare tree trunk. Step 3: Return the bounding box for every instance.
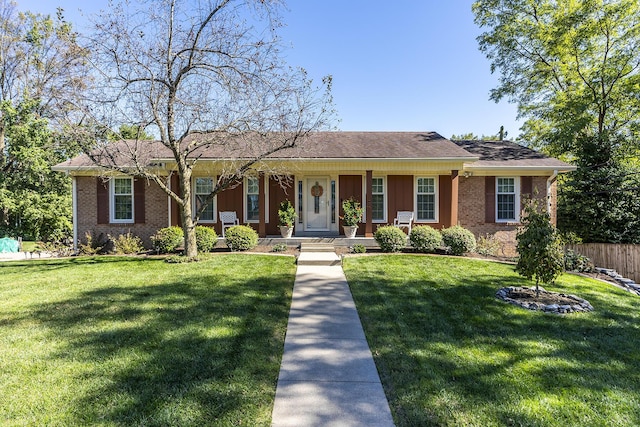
[178,167,198,258]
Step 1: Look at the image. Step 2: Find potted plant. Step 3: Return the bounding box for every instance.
[278,200,297,238]
[341,197,362,238]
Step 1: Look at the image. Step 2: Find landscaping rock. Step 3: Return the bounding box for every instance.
[496,287,594,315]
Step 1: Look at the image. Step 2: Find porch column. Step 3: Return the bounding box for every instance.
[365,170,373,237]
[450,170,459,226]
[258,173,266,237]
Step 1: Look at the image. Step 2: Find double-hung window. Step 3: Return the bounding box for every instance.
[416,177,436,221]
[195,177,215,222]
[496,177,519,222]
[246,177,260,222]
[111,177,133,223]
[371,177,385,222]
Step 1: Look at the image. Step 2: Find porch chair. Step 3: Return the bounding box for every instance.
[393,211,414,234]
[219,211,239,238]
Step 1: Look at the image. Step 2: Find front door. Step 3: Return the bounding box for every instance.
[305,177,330,231]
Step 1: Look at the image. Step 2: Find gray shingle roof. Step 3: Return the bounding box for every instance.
[452,139,575,170]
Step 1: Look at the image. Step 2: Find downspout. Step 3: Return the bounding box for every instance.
[547,170,558,215]
[167,171,173,226]
[72,176,78,253]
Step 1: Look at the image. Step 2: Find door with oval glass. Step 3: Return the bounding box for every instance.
[305,177,329,231]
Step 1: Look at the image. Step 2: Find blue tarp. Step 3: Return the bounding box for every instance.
[0,238,20,253]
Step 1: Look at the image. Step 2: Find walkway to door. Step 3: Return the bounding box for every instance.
[271,244,394,426]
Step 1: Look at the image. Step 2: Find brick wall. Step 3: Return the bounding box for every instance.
[458,175,554,257]
[76,176,169,249]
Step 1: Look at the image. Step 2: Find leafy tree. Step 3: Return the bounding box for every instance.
[451,126,508,140]
[516,199,564,296]
[0,2,86,241]
[0,99,72,240]
[107,124,155,141]
[68,0,334,258]
[473,0,640,242]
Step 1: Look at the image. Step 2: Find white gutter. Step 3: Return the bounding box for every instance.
[72,176,78,253]
[547,170,558,215]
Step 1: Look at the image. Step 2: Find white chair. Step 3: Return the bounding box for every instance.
[393,211,414,234]
[219,211,239,238]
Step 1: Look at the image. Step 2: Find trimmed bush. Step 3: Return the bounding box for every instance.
[351,244,367,254]
[409,225,442,253]
[195,226,218,252]
[441,225,476,256]
[564,249,595,273]
[151,226,183,254]
[225,225,258,251]
[113,232,144,254]
[374,225,407,253]
[271,243,288,253]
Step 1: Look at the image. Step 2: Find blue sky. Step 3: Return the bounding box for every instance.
[17,0,522,139]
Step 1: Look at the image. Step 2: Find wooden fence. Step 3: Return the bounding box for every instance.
[566,243,640,283]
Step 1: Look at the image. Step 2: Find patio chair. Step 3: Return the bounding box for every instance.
[393,211,414,234]
[219,211,239,238]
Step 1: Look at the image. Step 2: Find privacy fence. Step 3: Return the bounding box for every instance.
[566,244,640,283]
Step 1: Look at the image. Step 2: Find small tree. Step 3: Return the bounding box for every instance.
[516,199,564,297]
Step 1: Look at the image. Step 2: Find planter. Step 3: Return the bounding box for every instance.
[343,225,358,238]
[279,226,294,239]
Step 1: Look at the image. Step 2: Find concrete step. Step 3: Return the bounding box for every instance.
[300,243,336,253]
[297,252,341,266]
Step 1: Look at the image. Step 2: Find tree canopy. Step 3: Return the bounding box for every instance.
[0,1,86,241]
[68,0,334,258]
[474,0,640,242]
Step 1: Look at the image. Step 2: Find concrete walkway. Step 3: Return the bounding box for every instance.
[271,257,395,426]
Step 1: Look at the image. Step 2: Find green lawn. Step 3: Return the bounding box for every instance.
[0,255,296,426]
[343,255,640,427]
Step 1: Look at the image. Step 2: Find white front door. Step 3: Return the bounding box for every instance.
[305,177,330,231]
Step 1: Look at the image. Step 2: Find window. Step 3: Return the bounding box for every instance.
[371,177,385,222]
[195,177,215,222]
[497,177,519,222]
[416,177,436,221]
[111,177,133,222]
[246,177,259,222]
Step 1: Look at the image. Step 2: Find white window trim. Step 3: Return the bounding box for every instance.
[193,177,217,223]
[371,176,387,223]
[496,177,520,223]
[414,176,439,223]
[110,177,134,224]
[244,176,268,223]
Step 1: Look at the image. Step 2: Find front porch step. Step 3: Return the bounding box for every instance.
[297,252,341,266]
[300,243,336,253]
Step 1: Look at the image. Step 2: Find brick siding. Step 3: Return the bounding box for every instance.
[76,176,169,249]
[458,176,554,257]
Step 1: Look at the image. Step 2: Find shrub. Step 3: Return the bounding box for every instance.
[271,243,288,253]
[351,244,366,254]
[441,225,476,256]
[195,226,218,252]
[278,200,297,227]
[374,226,407,253]
[113,232,144,254]
[476,233,502,257]
[151,226,183,254]
[516,200,564,295]
[225,225,258,251]
[564,249,595,273]
[78,232,104,255]
[409,225,442,253]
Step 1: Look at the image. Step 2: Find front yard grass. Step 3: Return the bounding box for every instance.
[343,255,640,427]
[0,255,296,426]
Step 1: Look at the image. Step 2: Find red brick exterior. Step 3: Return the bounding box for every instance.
[458,176,554,256]
[75,173,559,255]
[76,176,169,248]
